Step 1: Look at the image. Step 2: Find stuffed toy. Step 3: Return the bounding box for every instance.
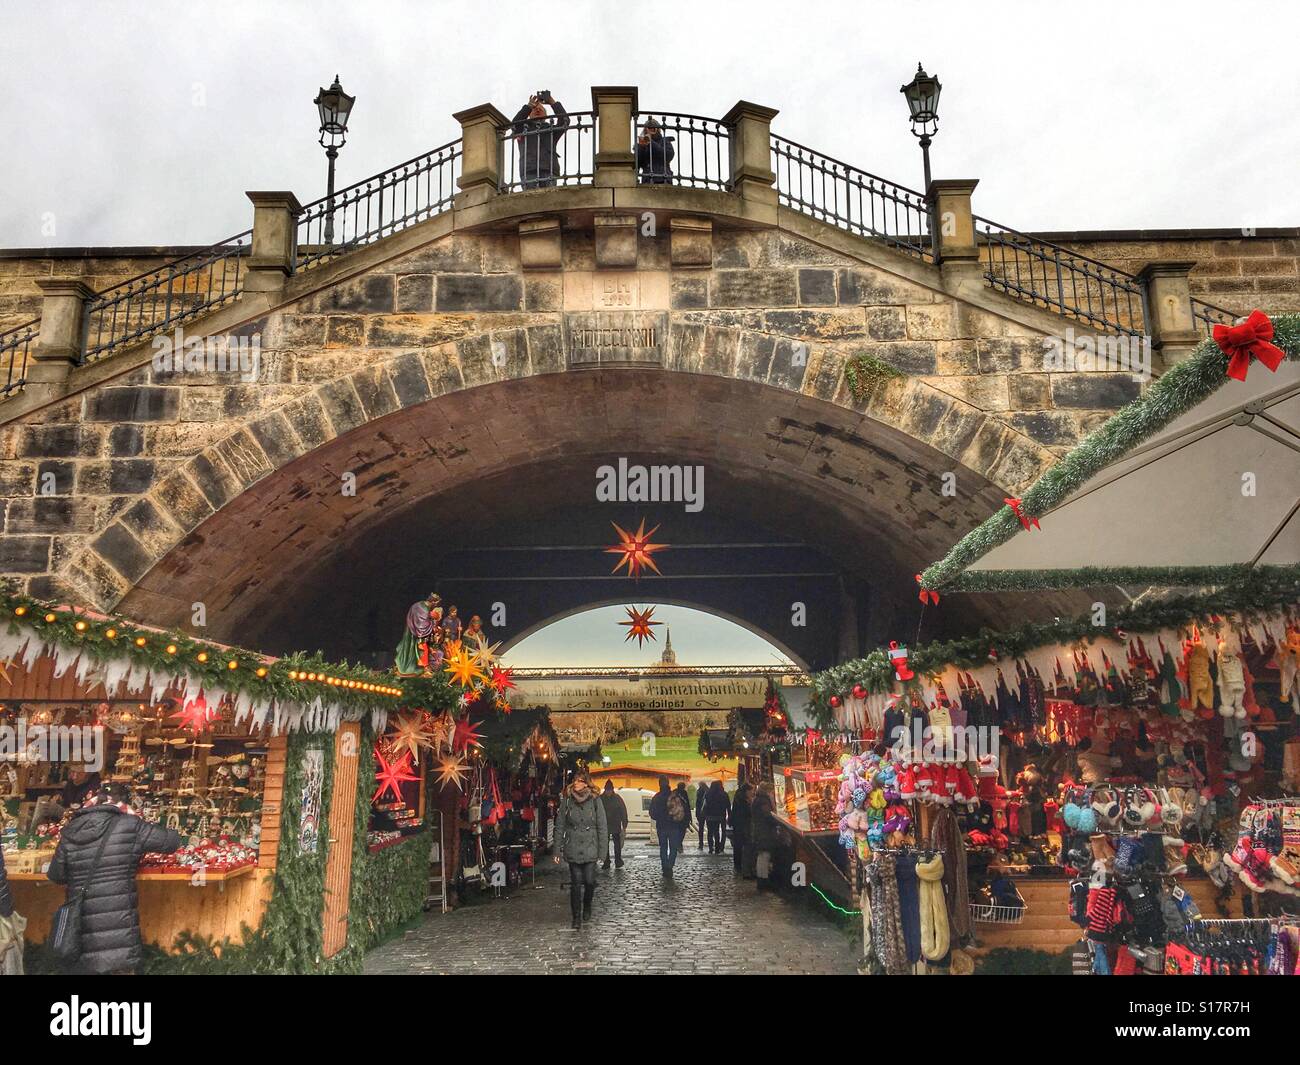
[1280,623,1300,710]
[1216,633,1248,720]
[1182,637,1215,717]
[1155,638,1185,717]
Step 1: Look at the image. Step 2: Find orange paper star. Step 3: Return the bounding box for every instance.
[387,710,438,760]
[620,605,662,647]
[435,753,470,791]
[605,519,668,580]
[444,648,485,689]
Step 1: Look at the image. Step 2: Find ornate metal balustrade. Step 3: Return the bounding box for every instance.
[974,217,1147,337]
[82,234,252,361]
[1190,296,1239,334]
[498,110,595,193]
[771,135,934,261]
[632,112,730,190]
[0,320,39,397]
[296,139,462,270]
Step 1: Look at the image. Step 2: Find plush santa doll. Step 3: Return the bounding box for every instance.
[1217,632,1248,720]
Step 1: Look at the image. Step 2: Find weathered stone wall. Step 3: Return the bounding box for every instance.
[1,214,1283,632]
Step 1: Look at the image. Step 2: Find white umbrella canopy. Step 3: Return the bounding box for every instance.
[971,362,1300,576]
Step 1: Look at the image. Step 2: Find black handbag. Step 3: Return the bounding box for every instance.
[48,822,114,962]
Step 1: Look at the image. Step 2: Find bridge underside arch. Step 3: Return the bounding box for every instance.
[112,369,1093,669]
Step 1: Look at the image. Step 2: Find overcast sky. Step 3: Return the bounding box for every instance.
[3,0,1297,248]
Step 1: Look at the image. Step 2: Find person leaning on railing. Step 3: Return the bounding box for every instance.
[511,91,570,189]
[635,118,674,184]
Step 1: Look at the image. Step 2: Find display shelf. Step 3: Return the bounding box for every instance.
[7,863,257,884]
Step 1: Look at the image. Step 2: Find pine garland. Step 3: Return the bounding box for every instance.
[946,564,1300,593]
[919,314,1300,591]
[808,576,1299,721]
[0,587,460,725]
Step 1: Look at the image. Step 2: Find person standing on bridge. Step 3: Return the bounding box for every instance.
[635,117,675,184]
[511,91,571,189]
[552,771,608,931]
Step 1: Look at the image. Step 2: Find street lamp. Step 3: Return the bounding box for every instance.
[900,63,941,189]
[314,75,355,244]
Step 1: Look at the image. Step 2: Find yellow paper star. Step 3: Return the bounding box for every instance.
[444,648,485,689]
[470,634,501,672]
[435,753,470,791]
[387,711,437,761]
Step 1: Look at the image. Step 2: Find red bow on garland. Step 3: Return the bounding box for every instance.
[1004,497,1040,531]
[914,573,939,605]
[1213,309,1284,382]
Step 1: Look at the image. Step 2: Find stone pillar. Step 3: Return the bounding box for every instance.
[29,279,95,388]
[244,192,303,293]
[926,179,980,271]
[721,100,779,205]
[1137,261,1202,368]
[453,103,509,208]
[591,86,638,189]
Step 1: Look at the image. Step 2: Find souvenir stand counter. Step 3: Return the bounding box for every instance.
[0,648,286,952]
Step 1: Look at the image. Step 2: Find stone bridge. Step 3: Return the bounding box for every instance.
[0,87,1290,667]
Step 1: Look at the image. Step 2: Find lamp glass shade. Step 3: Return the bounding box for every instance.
[314,76,355,136]
[901,65,941,126]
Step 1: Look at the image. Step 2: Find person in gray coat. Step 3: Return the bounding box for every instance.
[599,781,628,870]
[47,785,181,974]
[552,772,608,930]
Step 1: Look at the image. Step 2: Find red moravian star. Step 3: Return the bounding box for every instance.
[605,519,668,580]
[452,716,484,753]
[489,665,516,695]
[172,694,218,733]
[372,747,418,803]
[619,605,662,647]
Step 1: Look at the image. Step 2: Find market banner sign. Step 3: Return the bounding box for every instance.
[511,674,804,713]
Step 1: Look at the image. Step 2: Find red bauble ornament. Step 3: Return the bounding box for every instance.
[852,684,867,699]
[829,695,842,708]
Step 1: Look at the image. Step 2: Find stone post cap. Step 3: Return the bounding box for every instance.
[591,85,639,111]
[245,191,304,215]
[35,278,97,300]
[925,178,979,201]
[1136,261,1198,281]
[452,102,509,128]
[721,100,780,126]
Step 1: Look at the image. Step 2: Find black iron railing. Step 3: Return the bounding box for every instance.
[771,135,933,261]
[975,217,1147,336]
[0,320,39,397]
[82,235,252,362]
[1190,296,1238,334]
[296,139,463,271]
[498,110,595,193]
[632,112,730,190]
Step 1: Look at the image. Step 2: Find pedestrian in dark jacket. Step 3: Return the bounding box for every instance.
[47,788,181,974]
[731,779,754,875]
[750,782,778,891]
[0,848,12,919]
[635,118,675,184]
[552,772,608,930]
[694,781,708,849]
[703,779,732,854]
[599,781,628,870]
[648,776,687,877]
[511,92,571,189]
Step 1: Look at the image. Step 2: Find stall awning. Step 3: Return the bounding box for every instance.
[920,316,1300,592]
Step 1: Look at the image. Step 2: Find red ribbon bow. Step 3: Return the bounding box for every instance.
[1213,309,1284,382]
[1004,497,1040,531]
[914,574,939,605]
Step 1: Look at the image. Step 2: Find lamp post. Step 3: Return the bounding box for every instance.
[314,75,356,244]
[900,63,941,190]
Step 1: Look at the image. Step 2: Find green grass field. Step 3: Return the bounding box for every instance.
[598,735,737,785]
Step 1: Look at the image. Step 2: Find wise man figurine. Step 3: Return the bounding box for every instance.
[395,593,441,677]
[464,614,484,644]
[442,605,463,647]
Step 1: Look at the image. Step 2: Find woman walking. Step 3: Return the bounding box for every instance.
[552,772,608,930]
[703,780,731,854]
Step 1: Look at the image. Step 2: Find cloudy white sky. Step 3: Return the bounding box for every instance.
[3,0,1298,248]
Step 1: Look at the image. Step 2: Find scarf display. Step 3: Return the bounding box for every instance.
[929,807,972,944]
[915,852,950,966]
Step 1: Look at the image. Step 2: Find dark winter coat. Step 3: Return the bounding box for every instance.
[0,848,11,918]
[511,102,571,183]
[703,786,731,820]
[47,805,181,974]
[750,791,778,850]
[730,784,753,833]
[553,789,608,864]
[600,790,628,834]
[635,134,675,184]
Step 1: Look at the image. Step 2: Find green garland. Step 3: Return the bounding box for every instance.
[946,564,1300,593]
[0,587,459,723]
[919,314,1300,592]
[808,576,1300,726]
